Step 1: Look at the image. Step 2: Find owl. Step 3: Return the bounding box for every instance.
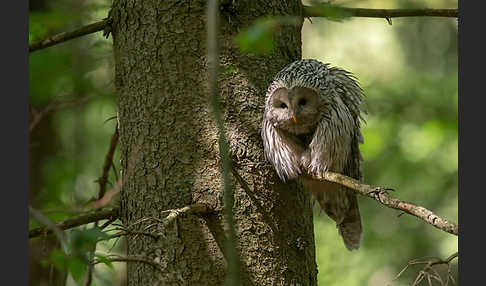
[262,59,365,250]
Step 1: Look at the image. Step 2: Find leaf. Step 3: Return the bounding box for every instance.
[95,254,114,269]
[235,16,301,55]
[304,1,353,21]
[68,257,87,281]
[235,20,274,54]
[48,249,68,271]
[48,249,87,281]
[68,227,110,258]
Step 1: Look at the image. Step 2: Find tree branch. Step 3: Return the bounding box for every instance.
[28,6,458,54]
[97,126,119,201]
[391,252,458,286]
[303,6,458,19]
[98,230,160,242]
[307,171,458,236]
[86,126,119,286]
[30,96,95,133]
[29,19,109,53]
[91,255,163,272]
[160,203,212,228]
[29,208,119,239]
[29,206,68,252]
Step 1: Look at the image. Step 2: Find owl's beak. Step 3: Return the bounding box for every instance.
[292,115,297,123]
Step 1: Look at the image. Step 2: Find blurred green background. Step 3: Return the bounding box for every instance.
[302,1,458,285]
[29,0,457,285]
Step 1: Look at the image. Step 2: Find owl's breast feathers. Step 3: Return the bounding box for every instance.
[295,130,315,147]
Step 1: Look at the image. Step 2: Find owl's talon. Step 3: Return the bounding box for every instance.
[367,186,392,195]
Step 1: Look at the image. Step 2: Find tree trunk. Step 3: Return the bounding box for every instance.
[29,114,66,286]
[112,1,317,285]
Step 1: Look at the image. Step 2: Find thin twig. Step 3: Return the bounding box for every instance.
[93,136,142,210]
[98,231,160,242]
[390,252,458,286]
[29,19,109,53]
[308,171,458,236]
[87,126,119,286]
[99,217,117,230]
[91,255,163,272]
[29,206,68,253]
[97,126,119,201]
[431,252,458,266]
[207,0,241,285]
[30,96,94,132]
[161,203,212,228]
[101,204,211,244]
[29,208,119,239]
[303,6,458,19]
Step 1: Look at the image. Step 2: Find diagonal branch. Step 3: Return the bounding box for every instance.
[30,96,95,133]
[87,126,119,286]
[307,171,458,236]
[97,126,119,201]
[29,19,109,53]
[303,6,458,19]
[29,208,119,239]
[29,206,68,252]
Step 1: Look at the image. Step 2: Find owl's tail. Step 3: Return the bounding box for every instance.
[304,178,363,250]
[337,194,363,250]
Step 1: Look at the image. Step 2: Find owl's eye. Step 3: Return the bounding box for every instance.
[280,103,288,109]
[298,99,307,106]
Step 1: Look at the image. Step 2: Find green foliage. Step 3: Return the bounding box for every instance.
[305,1,354,21]
[29,12,66,43]
[235,17,301,55]
[47,249,87,282]
[94,254,114,269]
[44,227,111,282]
[235,18,276,54]
[68,227,109,257]
[234,2,352,54]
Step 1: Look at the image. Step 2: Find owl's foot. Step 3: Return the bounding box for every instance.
[366,186,394,196]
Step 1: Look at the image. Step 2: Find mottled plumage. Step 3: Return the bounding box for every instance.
[262,59,365,250]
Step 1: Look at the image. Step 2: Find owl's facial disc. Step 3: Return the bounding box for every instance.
[270,87,320,134]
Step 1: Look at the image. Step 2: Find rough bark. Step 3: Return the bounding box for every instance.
[112,1,317,285]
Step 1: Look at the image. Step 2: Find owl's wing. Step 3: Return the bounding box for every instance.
[336,129,364,250]
[328,67,365,249]
[304,69,365,250]
[333,69,365,249]
[303,172,362,250]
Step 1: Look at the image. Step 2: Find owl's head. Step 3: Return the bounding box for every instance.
[266,86,322,135]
